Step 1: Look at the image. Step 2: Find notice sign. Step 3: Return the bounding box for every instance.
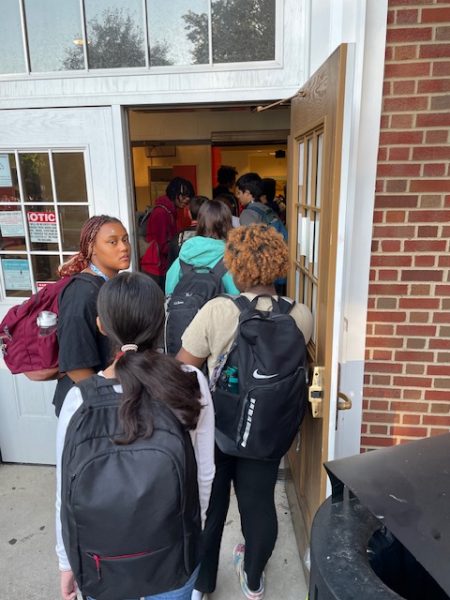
[0,211,24,237]
[2,258,31,290]
[27,211,58,244]
[0,154,12,187]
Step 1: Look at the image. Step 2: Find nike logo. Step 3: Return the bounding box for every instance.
[252,369,278,380]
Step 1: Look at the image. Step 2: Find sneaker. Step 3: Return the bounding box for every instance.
[232,543,265,600]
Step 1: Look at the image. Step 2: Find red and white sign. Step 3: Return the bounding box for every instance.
[27,211,58,243]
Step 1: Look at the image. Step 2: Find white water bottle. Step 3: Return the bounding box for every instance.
[37,311,57,336]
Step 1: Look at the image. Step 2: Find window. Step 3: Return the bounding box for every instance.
[2,0,278,74]
[0,151,89,298]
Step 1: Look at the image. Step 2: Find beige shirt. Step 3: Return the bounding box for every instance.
[181,293,313,378]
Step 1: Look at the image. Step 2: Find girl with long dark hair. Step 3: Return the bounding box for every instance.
[55,272,215,600]
[53,215,130,416]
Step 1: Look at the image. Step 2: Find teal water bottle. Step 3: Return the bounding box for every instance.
[227,366,239,394]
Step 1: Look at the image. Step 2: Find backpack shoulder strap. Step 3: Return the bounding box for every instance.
[211,258,226,279]
[246,203,267,219]
[72,272,104,290]
[276,296,296,315]
[179,259,195,275]
[76,375,120,408]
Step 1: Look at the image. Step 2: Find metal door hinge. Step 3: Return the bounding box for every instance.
[308,366,324,418]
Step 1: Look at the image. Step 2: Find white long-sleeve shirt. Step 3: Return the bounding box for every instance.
[55,366,215,571]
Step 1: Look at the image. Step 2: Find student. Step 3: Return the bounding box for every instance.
[176,195,208,248]
[235,172,268,226]
[52,215,131,417]
[141,177,194,289]
[213,165,239,216]
[165,199,239,296]
[177,225,313,600]
[55,272,215,600]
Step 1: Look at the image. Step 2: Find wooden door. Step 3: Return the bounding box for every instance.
[286,45,348,560]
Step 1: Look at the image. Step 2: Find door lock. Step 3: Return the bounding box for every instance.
[308,366,324,418]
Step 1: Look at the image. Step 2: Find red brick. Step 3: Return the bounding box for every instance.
[395,8,419,24]
[365,336,405,349]
[395,351,434,362]
[433,61,450,76]
[393,80,417,95]
[394,45,419,60]
[409,312,430,323]
[380,114,390,129]
[387,210,407,223]
[393,376,432,388]
[373,350,393,360]
[409,210,450,223]
[438,256,450,266]
[361,436,396,448]
[374,195,418,208]
[410,179,450,192]
[425,130,448,143]
[430,429,450,437]
[423,163,446,176]
[377,163,421,177]
[379,131,424,144]
[379,270,400,281]
[404,240,446,252]
[430,338,450,349]
[369,400,390,411]
[435,285,450,295]
[389,147,410,160]
[422,7,450,23]
[414,255,436,267]
[400,270,443,282]
[385,180,408,193]
[367,311,406,323]
[381,240,402,252]
[399,298,439,309]
[433,312,450,323]
[374,324,395,335]
[378,147,388,161]
[372,255,411,267]
[420,43,450,59]
[397,325,437,336]
[385,46,394,62]
[409,284,431,295]
[423,415,450,426]
[372,375,393,386]
[364,411,400,423]
[373,225,416,238]
[384,97,428,112]
[389,0,433,4]
[402,414,421,425]
[416,113,450,128]
[386,28,433,43]
[368,284,408,296]
[390,426,428,437]
[391,401,428,412]
[425,390,450,401]
[417,78,450,94]
[403,389,424,400]
[428,364,450,376]
[365,362,403,373]
[369,425,389,435]
[436,26,450,41]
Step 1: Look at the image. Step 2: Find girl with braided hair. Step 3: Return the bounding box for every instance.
[52,215,130,416]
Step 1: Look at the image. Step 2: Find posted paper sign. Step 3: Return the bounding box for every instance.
[0,211,24,237]
[0,154,12,187]
[27,211,58,243]
[2,259,31,290]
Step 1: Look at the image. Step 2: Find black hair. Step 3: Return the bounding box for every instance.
[165,177,195,202]
[196,199,232,240]
[235,172,263,200]
[189,195,208,220]
[217,165,238,187]
[261,178,276,203]
[97,272,202,444]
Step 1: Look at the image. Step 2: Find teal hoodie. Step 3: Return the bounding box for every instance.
[165,236,239,295]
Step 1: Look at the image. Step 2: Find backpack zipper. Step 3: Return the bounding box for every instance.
[87,550,154,580]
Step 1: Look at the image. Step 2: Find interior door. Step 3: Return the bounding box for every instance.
[0,107,129,464]
[286,45,348,559]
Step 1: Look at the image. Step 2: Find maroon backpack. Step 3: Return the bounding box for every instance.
[0,275,93,381]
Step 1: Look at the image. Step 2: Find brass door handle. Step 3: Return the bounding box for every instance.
[337,391,352,411]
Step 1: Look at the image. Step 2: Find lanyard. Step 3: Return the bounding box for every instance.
[89,262,109,281]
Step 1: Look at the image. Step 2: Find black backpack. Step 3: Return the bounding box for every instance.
[61,375,201,600]
[213,295,308,460]
[165,259,226,355]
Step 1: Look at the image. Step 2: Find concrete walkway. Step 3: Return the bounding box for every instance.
[0,463,308,600]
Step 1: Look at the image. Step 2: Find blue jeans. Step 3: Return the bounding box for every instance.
[87,565,199,600]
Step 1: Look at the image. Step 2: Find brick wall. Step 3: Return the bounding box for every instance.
[362,0,450,451]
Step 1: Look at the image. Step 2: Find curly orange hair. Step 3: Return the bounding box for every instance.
[224,224,288,287]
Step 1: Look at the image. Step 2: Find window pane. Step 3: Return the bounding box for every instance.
[31,255,60,285]
[148,0,209,66]
[26,206,59,251]
[0,154,20,203]
[212,0,275,63]
[84,0,145,68]
[24,0,84,72]
[0,208,26,251]
[59,206,89,251]
[0,0,26,74]
[316,133,323,209]
[53,153,88,203]
[1,255,32,297]
[19,154,53,203]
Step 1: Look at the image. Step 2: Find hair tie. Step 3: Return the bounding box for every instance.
[121,344,138,352]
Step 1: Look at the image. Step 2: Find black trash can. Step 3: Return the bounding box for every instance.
[309,433,450,599]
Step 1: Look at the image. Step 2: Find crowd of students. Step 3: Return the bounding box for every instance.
[53,169,312,600]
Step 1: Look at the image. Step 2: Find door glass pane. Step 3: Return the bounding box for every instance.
[148,0,208,66]
[316,133,323,209]
[26,206,59,251]
[0,0,26,74]
[298,142,304,187]
[53,153,88,203]
[24,0,84,72]
[0,154,20,203]
[306,138,313,206]
[84,0,146,68]
[31,255,60,285]
[59,206,89,251]
[311,283,317,344]
[212,0,275,63]
[0,207,26,251]
[19,154,53,203]
[313,211,320,278]
[1,255,32,297]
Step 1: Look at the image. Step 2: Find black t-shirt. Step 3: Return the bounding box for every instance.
[52,273,111,416]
